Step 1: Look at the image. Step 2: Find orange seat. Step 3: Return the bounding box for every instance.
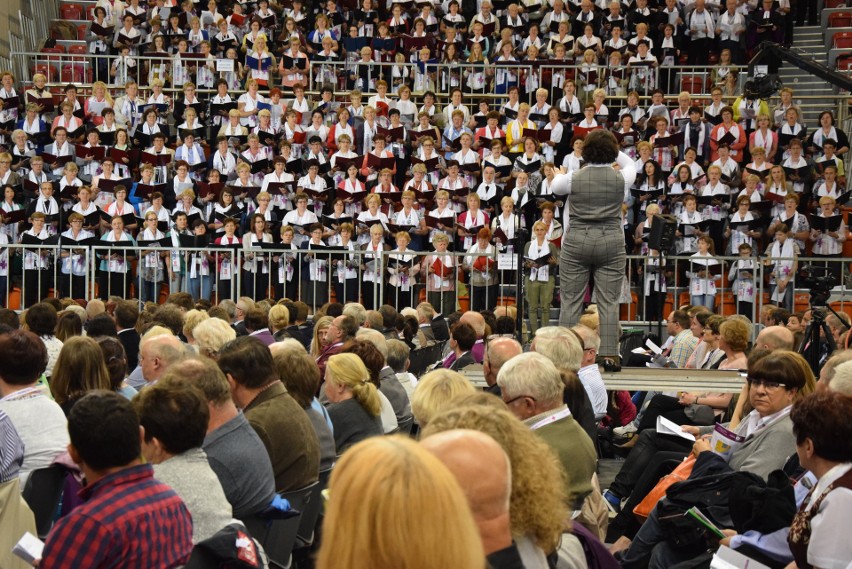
[497,296,516,308]
[719,294,736,316]
[830,302,852,321]
[678,291,691,308]
[6,288,21,311]
[794,293,810,314]
[834,32,852,49]
[828,11,852,27]
[620,292,638,321]
[59,3,83,20]
[662,292,674,318]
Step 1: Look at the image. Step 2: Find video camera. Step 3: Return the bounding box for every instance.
[744,75,781,100]
[798,264,836,306]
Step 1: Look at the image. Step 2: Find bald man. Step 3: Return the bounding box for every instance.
[754,325,795,351]
[421,430,530,568]
[139,334,186,386]
[460,311,486,363]
[483,337,523,396]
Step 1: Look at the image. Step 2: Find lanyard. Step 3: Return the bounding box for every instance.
[529,407,572,431]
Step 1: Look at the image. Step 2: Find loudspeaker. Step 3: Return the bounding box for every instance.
[647,214,678,252]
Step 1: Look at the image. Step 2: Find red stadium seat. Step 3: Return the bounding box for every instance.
[59,3,83,20]
[826,0,848,8]
[77,23,88,40]
[86,5,96,20]
[61,64,89,83]
[68,44,88,63]
[834,32,852,49]
[838,55,852,71]
[680,76,705,95]
[32,63,59,82]
[828,11,852,27]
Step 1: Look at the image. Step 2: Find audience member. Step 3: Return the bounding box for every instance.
[316,436,484,569]
[39,392,193,568]
[133,380,234,543]
[0,330,68,485]
[217,336,320,492]
[273,349,337,471]
[160,358,276,520]
[497,352,597,512]
[323,353,384,453]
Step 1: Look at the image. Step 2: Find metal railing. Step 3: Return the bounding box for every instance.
[0,243,517,314]
[4,243,852,330]
[9,50,849,126]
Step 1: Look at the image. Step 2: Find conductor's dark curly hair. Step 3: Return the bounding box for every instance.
[581,129,619,164]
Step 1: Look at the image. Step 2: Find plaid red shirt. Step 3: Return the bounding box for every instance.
[41,463,193,569]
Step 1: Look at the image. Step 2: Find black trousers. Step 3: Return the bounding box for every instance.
[608,428,693,515]
[23,269,53,308]
[98,271,130,300]
[609,447,691,540]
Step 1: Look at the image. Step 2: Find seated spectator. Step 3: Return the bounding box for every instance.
[355,328,413,427]
[411,369,476,428]
[24,302,63,379]
[497,353,597,512]
[422,430,535,567]
[0,330,68,486]
[482,336,523,397]
[159,358,276,520]
[572,325,610,420]
[49,336,112,415]
[193,317,237,361]
[387,339,417,397]
[218,336,320,492]
[273,349,336,471]
[424,399,602,567]
[39,392,193,568]
[612,351,815,565]
[134,379,233,544]
[323,353,384,453]
[316,436,484,569]
[0,409,34,569]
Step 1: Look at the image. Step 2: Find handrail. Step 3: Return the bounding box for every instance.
[9,50,850,121]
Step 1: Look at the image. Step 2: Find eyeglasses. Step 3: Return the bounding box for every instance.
[746,377,788,391]
[503,394,536,406]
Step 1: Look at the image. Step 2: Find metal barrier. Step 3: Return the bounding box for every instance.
[5,240,852,333]
[0,242,516,313]
[7,50,850,125]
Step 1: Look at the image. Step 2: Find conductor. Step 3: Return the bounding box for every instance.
[551,129,637,370]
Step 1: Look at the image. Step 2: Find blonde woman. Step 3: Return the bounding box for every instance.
[310,315,333,358]
[323,353,383,453]
[410,368,475,428]
[317,436,485,569]
[85,81,114,127]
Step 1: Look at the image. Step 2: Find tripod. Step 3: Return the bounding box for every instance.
[799,291,842,376]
